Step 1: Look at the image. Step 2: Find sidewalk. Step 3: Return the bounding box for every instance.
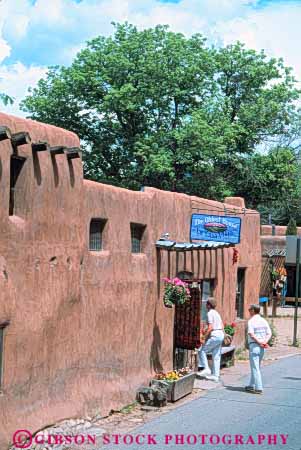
[10,309,301,450]
[71,309,301,438]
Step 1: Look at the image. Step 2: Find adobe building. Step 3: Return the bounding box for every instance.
[260,225,301,301]
[0,113,261,448]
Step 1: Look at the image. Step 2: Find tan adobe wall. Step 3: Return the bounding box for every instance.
[0,113,261,449]
[261,225,301,236]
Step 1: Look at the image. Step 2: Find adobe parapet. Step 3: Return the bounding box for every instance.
[0,113,82,232]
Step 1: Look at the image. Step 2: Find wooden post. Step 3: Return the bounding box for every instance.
[263,302,268,317]
[272,296,277,318]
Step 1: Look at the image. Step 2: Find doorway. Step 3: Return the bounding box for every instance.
[173,281,201,369]
[236,268,246,319]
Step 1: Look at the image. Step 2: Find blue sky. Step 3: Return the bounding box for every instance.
[0,0,300,116]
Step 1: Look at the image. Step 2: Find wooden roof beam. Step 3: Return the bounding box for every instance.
[0,126,12,141]
[11,132,31,147]
[49,146,66,155]
[65,147,81,160]
[32,141,49,152]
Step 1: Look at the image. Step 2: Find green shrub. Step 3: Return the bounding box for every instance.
[286,218,297,236]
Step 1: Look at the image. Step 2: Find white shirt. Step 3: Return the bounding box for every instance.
[207,309,224,337]
[248,314,272,344]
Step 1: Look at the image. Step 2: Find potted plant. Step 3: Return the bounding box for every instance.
[153,368,195,402]
[223,322,236,346]
[163,277,191,308]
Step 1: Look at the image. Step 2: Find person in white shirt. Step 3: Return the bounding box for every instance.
[246,304,272,394]
[198,297,224,382]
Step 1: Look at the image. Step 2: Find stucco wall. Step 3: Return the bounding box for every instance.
[0,113,261,449]
[261,225,301,236]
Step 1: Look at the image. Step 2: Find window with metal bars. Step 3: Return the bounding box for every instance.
[130,223,146,253]
[89,218,107,251]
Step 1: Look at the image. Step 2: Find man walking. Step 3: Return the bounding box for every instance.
[246,304,272,394]
[198,298,224,382]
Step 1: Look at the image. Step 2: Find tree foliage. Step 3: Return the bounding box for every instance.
[286,218,297,235]
[0,92,14,106]
[21,23,301,220]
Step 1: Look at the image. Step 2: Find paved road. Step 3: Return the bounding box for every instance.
[103,355,301,450]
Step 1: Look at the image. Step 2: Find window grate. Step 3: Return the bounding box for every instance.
[130,223,146,253]
[89,219,106,251]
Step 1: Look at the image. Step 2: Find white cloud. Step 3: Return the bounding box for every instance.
[0,0,300,117]
[0,37,10,63]
[214,2,301,80]
[0,62,47,117]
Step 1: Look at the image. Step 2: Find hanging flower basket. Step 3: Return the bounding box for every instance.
[223,322,236,346]
[163,278,191,307]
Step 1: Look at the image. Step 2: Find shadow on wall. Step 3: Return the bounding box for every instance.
[33,151,42,185]
[150,309,163,373]
[51,154,59,187]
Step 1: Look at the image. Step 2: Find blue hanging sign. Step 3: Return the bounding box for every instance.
[190,214,241,244]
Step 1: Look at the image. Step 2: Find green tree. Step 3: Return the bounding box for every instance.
[231,147,297,208]
[0,92,13,106]
[21,23,300,203]
[286,218,297,235]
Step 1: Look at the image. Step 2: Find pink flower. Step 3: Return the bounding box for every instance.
[163,277,171,283]
[172,277,182,283]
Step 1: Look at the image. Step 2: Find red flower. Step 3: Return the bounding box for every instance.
[231,322,236,328]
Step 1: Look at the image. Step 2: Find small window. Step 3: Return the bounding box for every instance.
[130,223,146,253]
[89,219,107,251]
[201,279,215,321]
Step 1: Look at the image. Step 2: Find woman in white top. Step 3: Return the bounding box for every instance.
[198,297,224,382]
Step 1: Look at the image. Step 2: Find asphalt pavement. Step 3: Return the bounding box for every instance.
[102,355,301,450]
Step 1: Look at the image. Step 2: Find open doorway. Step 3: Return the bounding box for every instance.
[236,268,246,319]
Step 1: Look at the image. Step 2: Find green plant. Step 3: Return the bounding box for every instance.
[286,218,297,235]
[224,322,236,337]
[120,402,137,414]
[163,278,191,307]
